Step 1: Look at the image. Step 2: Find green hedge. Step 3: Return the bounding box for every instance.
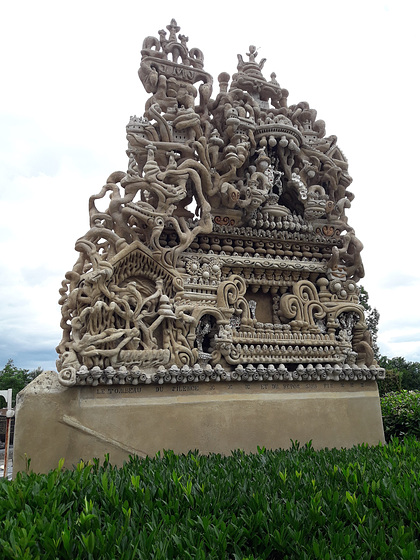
[377,368,402,396]
[381,390,420,441]
[1,439,420,559]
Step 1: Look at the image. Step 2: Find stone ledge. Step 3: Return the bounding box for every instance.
[59,362,386,387]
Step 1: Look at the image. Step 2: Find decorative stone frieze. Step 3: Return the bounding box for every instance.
[56,20,383,387]
[66,362,384,387]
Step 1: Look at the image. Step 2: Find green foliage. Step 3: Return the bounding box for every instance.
[377,368,402,396]
[358,286,380,359]
[0,360,42,407]
[1,440,420,559]
[380,390,420,442]
[379,356,420,392]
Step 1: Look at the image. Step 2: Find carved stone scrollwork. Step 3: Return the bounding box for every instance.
[278,280,326,332]
[56,20,383,386]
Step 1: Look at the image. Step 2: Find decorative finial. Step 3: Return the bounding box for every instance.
[244,45,265,70]
[178,34,189,48]
[246,45,258,63]
[166,19,180,41]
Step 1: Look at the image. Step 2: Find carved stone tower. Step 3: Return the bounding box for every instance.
[14,21,385,473]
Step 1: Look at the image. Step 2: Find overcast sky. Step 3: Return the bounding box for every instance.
[1,0,419,371]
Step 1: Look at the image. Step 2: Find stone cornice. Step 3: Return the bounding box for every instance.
[63,363,385,387]
[199,253,327,273]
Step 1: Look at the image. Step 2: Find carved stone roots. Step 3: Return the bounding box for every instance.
[56,20,383,387]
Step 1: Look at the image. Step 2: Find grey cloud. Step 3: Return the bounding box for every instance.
[0,327,59,372]
[407,349,420,362]
[0,279,60,372]
[380,316,420,330]
[379,272,419,289]
[0,113,109,183]
[21,266,61,287]
[0,348,57,372]
[378,340,420,363]
[387,332,420,344]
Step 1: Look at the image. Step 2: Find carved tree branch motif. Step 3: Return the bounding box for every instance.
[56,20,380,386]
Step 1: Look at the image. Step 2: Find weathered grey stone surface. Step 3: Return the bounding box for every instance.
[14,21,385,473]
[14,372,384,473]
[54,20,383,386]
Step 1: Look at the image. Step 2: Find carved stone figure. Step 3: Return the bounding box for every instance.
[56,20,384,387]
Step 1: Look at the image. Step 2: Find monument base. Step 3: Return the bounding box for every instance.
[13,372,385,474]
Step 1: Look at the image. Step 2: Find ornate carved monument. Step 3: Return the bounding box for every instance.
[14,20,385,473]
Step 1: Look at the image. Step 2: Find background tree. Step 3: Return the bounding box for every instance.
[0,360,43,407]
[358,288,420,394]
[376,366,402,396]
[379,356,420,392]
[359,285,380,360]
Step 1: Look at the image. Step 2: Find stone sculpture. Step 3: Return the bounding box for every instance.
[56,19,384,388]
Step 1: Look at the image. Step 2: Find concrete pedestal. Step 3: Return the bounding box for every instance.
[13,371,385,475]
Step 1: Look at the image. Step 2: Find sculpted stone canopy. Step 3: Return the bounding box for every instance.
[56,19,384,387]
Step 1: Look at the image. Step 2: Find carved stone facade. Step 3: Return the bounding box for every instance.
[56,20,384,388]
